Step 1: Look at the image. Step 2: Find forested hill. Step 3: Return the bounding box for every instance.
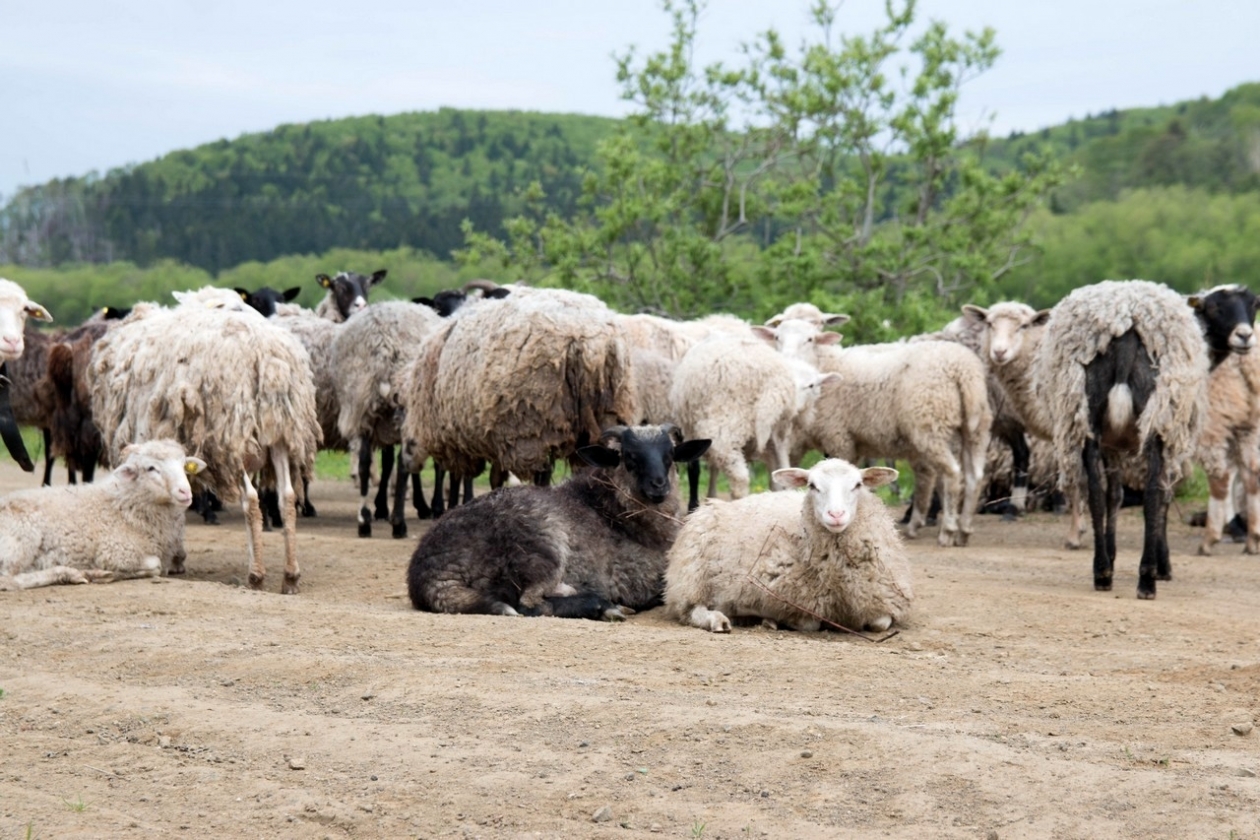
[3,84,1259,275]
[0,110,620,272]
[982,82,1260,210]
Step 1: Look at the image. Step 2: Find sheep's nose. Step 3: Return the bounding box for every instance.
[991,347,1009,363]
[824,510,848,528]
[0,335,21,355]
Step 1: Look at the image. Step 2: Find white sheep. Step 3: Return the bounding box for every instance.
[1196,349,1260,554]
[89,289,320,594]
[766,320,991,547]
[0,277,53,362]
[664,458,912,633]
[669,332,837,505]
[0,439,205,591]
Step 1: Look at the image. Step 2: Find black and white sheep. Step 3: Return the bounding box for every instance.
[407,425,710,620]
[0,439,205,590]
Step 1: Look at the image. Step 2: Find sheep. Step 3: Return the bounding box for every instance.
[1029,280,1247,598]
[403,289,637,489]
[89,289,320,593]
[236,285,301,318]
[765,303,850,331]
[328,300,443,537]
[765,319,992,547]
[669,332,837,508]
[1195,348,1260,555]
[663,458,913,634]
[413,280,512,318]
[38,320,113,484]
[0,439,206,591]
[315,269,387,322]
[959,301,1088,547]
[0,278,55,474]
[407,424,711,619]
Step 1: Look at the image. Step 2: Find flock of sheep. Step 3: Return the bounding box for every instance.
[0,271,1257,634]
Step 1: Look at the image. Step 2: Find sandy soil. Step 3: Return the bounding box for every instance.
[1,461,1258,840]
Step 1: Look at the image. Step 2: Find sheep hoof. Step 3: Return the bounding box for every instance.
[1065,539,1082,550]
[247,572,265,590]
[1197,543,1213,556]
[167,564,186,576]
[956,532,971,548]
[601,607,627,622]
[709,616,732,633]
[1156,571,1172,582]
[281,574,300,595]
[866,615,893,632]
[1093,577,1112,592]
[83,570,114,583]
[391,521,407,539]
[1136,588,1156,600]
[301,502,317,518]
[358,521,372,538]
[374,506,390,521]
[262,520,274,533]
[414,507,433,521]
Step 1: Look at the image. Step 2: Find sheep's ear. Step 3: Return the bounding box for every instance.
[749,325,778,346]
[282,287,301,302]
[316,274,333,289]
[961,304,988,324]
[25,301,53,322]
[116,463,140,482]
[234,288,249,300]
[673,439,711,463]
[816,331,843,346]
[184,457,207,476]
[414,296,435,308]
[861,467,899,488]
[818,372,843,388]
[576,445,621,469]
[1032,308,1052,326]
[764,314,786,327]
[171,290,192,305]
[822,313,850,326]
[369,270,388,286]
[773,468,810,488]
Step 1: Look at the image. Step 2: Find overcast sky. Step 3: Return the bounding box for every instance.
[3,0,1257,202]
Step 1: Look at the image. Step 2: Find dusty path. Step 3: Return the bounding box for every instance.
[1,462,1258,839]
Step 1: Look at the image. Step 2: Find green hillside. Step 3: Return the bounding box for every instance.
[0,109,620,272]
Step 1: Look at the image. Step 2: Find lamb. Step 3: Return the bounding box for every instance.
[0,439,205,591]
[408,424,710,619]
[89,289,320,593]
[1195,347,1260,555]
[403,289,637,488]
[328,300,443,537]
[663,458,913,634]
[766,319,992,547]
[669,332,837,507]
[1029,280,1246,598]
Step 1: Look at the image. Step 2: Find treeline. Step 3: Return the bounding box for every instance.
[0,110,618,272]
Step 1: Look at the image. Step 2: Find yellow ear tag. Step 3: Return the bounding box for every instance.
[185,461,199,474]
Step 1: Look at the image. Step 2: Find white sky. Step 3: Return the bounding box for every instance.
[3,0,1257,202]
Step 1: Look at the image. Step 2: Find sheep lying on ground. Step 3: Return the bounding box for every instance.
[1032,280,1229,598]
[0,439,205,591]
[664,458,912,634]
[90,289,320,594]
[408,425,710,619]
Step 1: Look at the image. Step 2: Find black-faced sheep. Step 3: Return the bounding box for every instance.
[0,439,205,591]
[315,269,386,322]
[407,425,710,620]
[664,458,913,633]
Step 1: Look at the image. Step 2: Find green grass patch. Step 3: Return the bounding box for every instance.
[0,425,44,467]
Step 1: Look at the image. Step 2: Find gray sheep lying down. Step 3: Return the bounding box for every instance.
[664,458,913,634]
[407,425,710,620]
[0,439,205,591]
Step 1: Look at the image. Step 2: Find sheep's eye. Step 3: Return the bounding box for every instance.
[807,483,818,492]
[853,482,862,491]
[146,466,158,473]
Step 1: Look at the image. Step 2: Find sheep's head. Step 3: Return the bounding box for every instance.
[786,358,841,418]
[961,302,1050,368]
[172,286,257,315]
[317,269,387,320]
[0,278,54,361]
[115,439,207,510]
[751,318,842,365]
[235,286,301,318]
[577,424,711,505]
[1189,284,1258,363]
[765,303,849,330]
[774,458,897,534]
[415,283,511,318]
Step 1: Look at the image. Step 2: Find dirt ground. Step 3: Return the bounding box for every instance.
[1,461,1258,840]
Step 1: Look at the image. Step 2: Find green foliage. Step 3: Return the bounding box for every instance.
[0,110,621,273]
[461,0,1067,318]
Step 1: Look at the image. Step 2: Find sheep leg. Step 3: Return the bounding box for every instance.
[374,445,395,521]
[686,460,701,511]
[431,462,447,516]
[490,464,506,490]
[390,458,409,539]
[40,428,54,487]
[533,462,553,487]
[905,463,936,539]
[270,447,300,594]
[357,434,373,538]
[707,466,719,498]
[1064,487,1086,549]
[0,566,103,590]
[411,468,432,520]
[461,474,474,505]
[242,471,267,590]
[1200,471,1231,555]
[1244,461,1260,555]
[935,459,963,548]
[1138,436,1168,598]
[1082,440,1112,590]
[687,604,732,634]
[1007,432,1030,516]
[300,476,317,517]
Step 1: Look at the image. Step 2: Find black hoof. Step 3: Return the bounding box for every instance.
[374,507,390,521]
[247,572,265,590]
[1137,588,1156,600]
[392,521,407,539]
[414,508,433,521]
[262,520,274,533]
[358,521,371,538]
[1094,578,1112,592]
[301,502,317,518]
[202,511,219,526]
